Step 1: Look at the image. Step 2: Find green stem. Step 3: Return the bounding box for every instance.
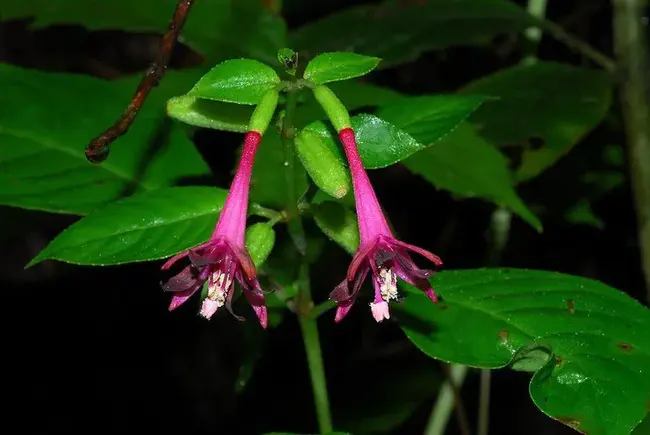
[299,313,333,432]
[424,365,470,435]
[297,260,333,432]
[524,0,547,45]
[522,0,548,65]
[477,369,492,435]
[282,89,307,253]
[310,300,337,320]
[613,0,650,301]
[249,204,283,221]
[487,208,513,268]
[281,87,333,433]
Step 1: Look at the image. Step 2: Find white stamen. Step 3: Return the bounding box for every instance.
[207,270,233,308]
[378,268,398,302]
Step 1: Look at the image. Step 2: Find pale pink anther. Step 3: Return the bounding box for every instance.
[370,301,391,322]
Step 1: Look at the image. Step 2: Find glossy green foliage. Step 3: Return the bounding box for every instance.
[303,113,423,168]
[28,187,228,266]
[292,0,536,67]
[631,415,650,434]
[0,0,635,430]
[304,52,381,84]
[397,268,650,435]
[461,62,613,180]
[375,94,490,144]
[189,59,280,105]
[0,64,210,215]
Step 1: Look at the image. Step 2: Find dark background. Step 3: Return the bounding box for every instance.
[1,0,646,434]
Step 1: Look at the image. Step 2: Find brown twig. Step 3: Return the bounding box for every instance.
[85,0,195,163]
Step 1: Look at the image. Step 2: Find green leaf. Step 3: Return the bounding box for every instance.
[301,115,425,170]
[311,202,359,255]
[403,124,542,231]
[461,62,613,181]
[28,187,228,266]
[631,414,650,435]
[291,0,535,68]
[565,199,603,229]
[167,96,252,132]
[397,268,650,435]
[303,114,418,168]
[1,0,286,65]
[304,51,381,84]
[376,94,489,144]
[250,130,308,208]
[188,59,280,105]
[0,64,210,215]
[245,222,276,267]
[0,0,227,34]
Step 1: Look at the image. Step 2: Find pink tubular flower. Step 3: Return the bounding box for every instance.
[330,128,443,323]
[160,131,268,328]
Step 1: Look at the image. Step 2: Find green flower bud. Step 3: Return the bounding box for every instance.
[296,129,351,199]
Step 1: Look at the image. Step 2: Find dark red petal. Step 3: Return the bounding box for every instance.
[351,266,370,298]
[347,240,376,280]
[330,279,352,302]
[161,251,189,270]
[161,265,201,292]
[330,266,369,303]
[391,239,443,267]
[188,240,224,266]
[334,298,357,322]
[374,249,397,269]
[243,288,268,329]
[390,255,438,302]
[395,253,435,279]
[225,288,245,322]
[168,286,201,311]
[229,241,258,283]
